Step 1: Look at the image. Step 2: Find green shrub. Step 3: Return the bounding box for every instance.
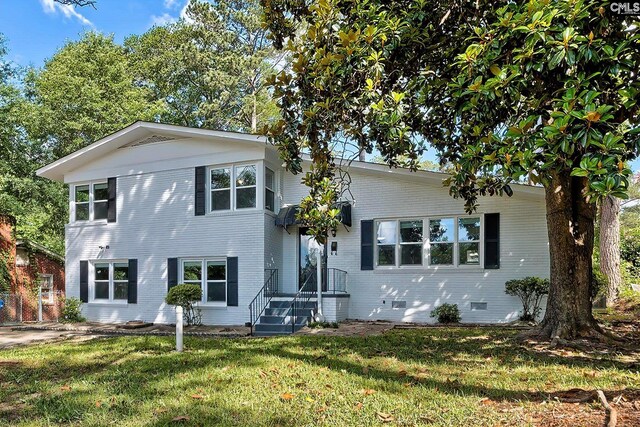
[505,277,549,322]
[430,303,461,324]
[621,228,640,279]
[61,297,86,323]
[308,321,339,329]
[165,284,202,326]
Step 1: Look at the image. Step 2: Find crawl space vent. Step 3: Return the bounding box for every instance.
[391,301,407,309]
[470,302,488,311]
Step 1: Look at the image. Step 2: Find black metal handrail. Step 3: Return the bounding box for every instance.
[249,269,278,335]
[327,268,348,293]
[290,273,316,333]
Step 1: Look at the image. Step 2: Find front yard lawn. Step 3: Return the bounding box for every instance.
[1,327,638,426]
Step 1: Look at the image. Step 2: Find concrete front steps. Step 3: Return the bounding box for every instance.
[253,299,317,336]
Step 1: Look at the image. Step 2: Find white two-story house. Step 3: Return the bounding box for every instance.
[37,122,550,335]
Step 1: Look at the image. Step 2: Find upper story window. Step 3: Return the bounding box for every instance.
[265,167,275,212]
[375,216,482,268]
[73,181,108,222]
[181,258,226,304]
[235,165,256,209]
[209,164,258,212]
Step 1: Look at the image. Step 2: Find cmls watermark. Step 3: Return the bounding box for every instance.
[610,2,640,15]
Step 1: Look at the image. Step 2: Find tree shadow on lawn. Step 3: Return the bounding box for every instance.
[1,328,638,426]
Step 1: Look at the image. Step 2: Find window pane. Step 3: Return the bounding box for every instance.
[459,242,480,265]
[113,263,129,281]
[94,263,109,280]
[183,261,202,281]
[236,187,256,209]
[114,282,128,300]
[459,217,480,241]
[400,220,423,243]
[211,168,230,189]
[75,185,89,203]
[265,189,275,211]
[401,244,423,265]
[93,183,108,201]
[376,221,397,245]
[265,167,275,189]
[75,203,89,221]
[429,218,455,242]
[207,261,226,281]
[236,165,256,187]
[207,282,226,302]
[94,201,108,220]
[430,243,454,265]
[377,245,395,266]
[95,281,109,299]
[211,190,231,211]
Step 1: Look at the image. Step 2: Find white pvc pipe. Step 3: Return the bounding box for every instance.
[176,306,183,352]
[38,286,43,323]
[315,247,324,322]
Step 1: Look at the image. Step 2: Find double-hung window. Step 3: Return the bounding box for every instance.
[93,261,128,302]
[265,167,275,212]
[181,259,227,304]
[73,181,108,222]
[235,165,256,209]
[209,164,257,212]
[375,216,482,268]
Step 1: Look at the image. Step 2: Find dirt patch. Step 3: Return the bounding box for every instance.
[297,320,396,337]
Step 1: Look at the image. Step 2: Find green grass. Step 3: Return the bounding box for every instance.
[1,328,638,426]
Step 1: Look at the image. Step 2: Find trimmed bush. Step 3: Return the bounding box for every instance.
[505,277,549,322]
[430,303,461,323]
[165,283,202,326]
[61,297,86,323]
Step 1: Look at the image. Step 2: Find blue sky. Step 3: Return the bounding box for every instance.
[0,0,637,171]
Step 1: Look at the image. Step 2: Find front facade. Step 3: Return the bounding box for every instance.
[37,122,549,328]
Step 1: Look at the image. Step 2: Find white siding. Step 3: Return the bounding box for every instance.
[282,167,549,324]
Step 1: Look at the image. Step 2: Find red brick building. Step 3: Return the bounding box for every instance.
[0,215,65,322]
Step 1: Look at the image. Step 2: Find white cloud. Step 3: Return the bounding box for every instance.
[150,12,177,27]
[39,0,94,27]
[164,0,179,9]
[179,0,193,23]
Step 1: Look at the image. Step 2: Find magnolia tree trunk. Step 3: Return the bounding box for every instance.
[532,171,600,342]
[599,195,622,307]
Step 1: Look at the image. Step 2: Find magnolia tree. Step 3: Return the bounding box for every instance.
[262,0,640,343]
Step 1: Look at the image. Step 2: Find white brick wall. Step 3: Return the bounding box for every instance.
[282,166,550,324]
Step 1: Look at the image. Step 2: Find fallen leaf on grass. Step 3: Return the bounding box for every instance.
[190,394,204,399]
[479,397,494,406]
[397,369,407,377]
[95,401,102,408]
[281,393,295,400]
[305,397,315,403]
[354,402,363,411]
[361,389,376,396]
[172,416,190,422]
[60,385,71,392]
[376,412,394,422]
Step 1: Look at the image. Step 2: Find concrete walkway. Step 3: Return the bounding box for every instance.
[0,327,96,349]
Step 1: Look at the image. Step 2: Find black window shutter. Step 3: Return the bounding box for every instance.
[227,257,238,306]
[128,259,138,304]
[80,260,89,303]
[107,177,117,223]
[361,220,374,270]
[167,258,178,291]
[195,166,206,216]
[484,213,500,269]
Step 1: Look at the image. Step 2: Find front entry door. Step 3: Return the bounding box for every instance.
[299,229,326,291]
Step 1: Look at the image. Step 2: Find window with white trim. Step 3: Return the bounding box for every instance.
[375,216,482,268]
[73,181,108,222]
[181,259,226,304]
[235,165,256,209]
[265,167,275,212]
[209,164,258,212]
[92,261,128,302]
